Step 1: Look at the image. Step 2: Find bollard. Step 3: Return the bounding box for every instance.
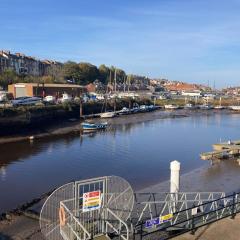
[170,160,181,193]
[170,160,181,212]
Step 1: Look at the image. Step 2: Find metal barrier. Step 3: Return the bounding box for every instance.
[133,191,240,240]
[60,200,91,240]
[40,176,240,240]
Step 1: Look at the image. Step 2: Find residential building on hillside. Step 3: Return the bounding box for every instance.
[0,50,62,77]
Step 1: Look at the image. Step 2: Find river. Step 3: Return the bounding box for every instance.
[0,110,240,213]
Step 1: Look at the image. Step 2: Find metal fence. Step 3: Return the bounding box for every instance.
[132,191,240,240]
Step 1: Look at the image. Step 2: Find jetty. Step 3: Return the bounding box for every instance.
[200,140,240,162]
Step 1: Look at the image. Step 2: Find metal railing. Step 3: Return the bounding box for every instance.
[60,201,91,240]
[105,208,129,240]
[132,191,240,240]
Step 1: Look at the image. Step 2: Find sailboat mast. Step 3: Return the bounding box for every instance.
[114,69,117,93]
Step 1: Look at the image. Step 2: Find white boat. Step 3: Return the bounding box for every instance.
[184,103,197,109]
[164,104,179,110]
[199,104,213,110]
[229,106,240,111]
[118,107,130,115]
[214,105,224,110]
[139,105,148,112]
[214,97,224,109]
[100,112,116,118]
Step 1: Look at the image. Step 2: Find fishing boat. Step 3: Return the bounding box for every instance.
[100,112,116,118]
[164,104,179,110]
[81,122,108,130]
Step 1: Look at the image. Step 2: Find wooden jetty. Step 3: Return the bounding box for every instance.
[200,140,240,161]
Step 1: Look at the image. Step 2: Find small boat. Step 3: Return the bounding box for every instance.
[164,104,179,110]
[118,107,130,115]
[131,106,140,113]
[214,105,224,110]
[139,105,148,112]
[214,97,224,109]
[100,112,116,118]
[184,103,197,109]
[81,122,108,130]
[229,106,240,111]
[199,104,213,110]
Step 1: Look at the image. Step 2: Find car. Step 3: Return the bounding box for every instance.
[43,95,56,103]
[11,96,42,106]
[0,91,14,102]
[58,93,72,103]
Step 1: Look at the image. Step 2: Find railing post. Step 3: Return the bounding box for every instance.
[140,221,143,240]
[231,192,236,219]
[119,223,122,240]
[191,215,196,235]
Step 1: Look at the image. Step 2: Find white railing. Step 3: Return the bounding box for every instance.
[105,208,129,240]
[60,201,91,240]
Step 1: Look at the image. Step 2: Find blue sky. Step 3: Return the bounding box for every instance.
[1,0,240,87]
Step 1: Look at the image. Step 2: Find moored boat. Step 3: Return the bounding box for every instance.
[100,112,116,118]
[118,107,130,115]
[184,103,197,109]
[139,105,148,112]
[164,104,179,110]
[81,122,108,130]
[199,104,213,110]
[229,106,240,111]
[214,105,225,110]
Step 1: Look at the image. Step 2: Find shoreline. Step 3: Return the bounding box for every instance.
[0,108,236,145]
[0,109,189,145]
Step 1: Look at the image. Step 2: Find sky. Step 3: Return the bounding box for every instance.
[1,0,240,88]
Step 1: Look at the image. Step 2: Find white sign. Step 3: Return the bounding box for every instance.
[82,190,101,212]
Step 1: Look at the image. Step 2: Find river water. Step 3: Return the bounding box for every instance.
[0,110,240,213]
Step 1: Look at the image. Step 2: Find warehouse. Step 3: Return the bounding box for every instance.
[8,83,86,98]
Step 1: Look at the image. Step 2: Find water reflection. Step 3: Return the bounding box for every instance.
[0,112,240,213]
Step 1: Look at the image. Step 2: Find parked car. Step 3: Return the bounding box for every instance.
[58,93,72,103]
[43,95,56,103]
[11,96,42,106]
[0,91,14,102]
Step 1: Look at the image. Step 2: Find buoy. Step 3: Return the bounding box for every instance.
[59,206,66,226]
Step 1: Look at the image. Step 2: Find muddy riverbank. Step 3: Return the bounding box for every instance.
[1,108,236,145]
[0,109,190,144]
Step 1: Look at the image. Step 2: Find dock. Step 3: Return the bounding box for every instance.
[200,140,240,162]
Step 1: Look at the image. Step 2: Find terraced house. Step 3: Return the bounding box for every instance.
[0,50,62,77]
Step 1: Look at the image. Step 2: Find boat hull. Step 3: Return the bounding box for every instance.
[100,112,116,118]
[81,122,108,130]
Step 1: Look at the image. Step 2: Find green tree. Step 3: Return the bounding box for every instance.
[78,62,99,85]
[98,64,110,84]
[63,61,81,83]
[0,69,19,89]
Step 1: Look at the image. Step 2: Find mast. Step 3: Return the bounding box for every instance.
[109,70,112,86]
[124,75,127,92]
[114,69,117,93]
